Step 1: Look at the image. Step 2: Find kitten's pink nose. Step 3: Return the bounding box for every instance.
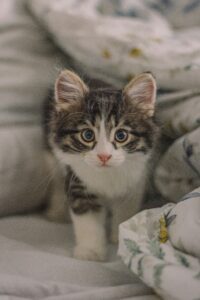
[97,153,112,164]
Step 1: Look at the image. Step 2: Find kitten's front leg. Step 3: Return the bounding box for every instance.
[69,179,107,261]
[71,208,107,261]
[45,153,69,223]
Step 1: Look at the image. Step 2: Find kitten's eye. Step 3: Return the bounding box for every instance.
[81,129,95,143]
[115,129,128,143]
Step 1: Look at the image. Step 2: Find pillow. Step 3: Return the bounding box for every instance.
[0,0,65,216]
[154,127,200,203]
[0,127,48,215]
[28,0,200,90]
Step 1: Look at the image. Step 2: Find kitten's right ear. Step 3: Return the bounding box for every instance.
[123,72,156,117]
[55,70,89,110]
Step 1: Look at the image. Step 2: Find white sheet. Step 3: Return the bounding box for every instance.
[0,215,159,299]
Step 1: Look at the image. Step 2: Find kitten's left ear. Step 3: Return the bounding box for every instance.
[123,73,157,117]
[55,70,89,111]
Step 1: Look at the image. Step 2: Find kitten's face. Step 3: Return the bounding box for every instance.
[51,70,158,169]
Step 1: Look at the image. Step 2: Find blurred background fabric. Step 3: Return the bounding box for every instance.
[28,0,200,90]
[0,0,67,215]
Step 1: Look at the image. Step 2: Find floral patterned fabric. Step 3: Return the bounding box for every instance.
[118,191,200,300]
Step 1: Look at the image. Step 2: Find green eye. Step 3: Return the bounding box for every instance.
[81,129,95,143]
[115,129,128,143]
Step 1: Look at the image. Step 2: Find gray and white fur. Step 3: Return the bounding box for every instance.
[45,70,159,261]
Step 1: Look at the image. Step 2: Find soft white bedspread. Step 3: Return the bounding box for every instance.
[0,215,159,299]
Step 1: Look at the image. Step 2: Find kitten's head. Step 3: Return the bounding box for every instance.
[51,70,159,169]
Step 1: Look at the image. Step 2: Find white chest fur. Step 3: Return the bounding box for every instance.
[75,154,148,199]
[55,148,149,202]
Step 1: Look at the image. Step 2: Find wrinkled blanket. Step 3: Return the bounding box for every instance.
[0,215,159,300]
[119,189,200,300]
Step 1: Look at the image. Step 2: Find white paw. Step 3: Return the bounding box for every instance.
[74,246,106,261]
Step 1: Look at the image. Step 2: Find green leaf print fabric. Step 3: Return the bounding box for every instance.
[119,193,200,300]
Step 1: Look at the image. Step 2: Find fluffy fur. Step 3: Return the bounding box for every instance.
[45,70,159,261]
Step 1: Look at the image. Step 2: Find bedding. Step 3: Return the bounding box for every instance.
[0,0,200,299]
[155,89,200,202]
[119,189,200,300]
[28,0,200,90]
[0,0,66,216]
[0,214,159,299]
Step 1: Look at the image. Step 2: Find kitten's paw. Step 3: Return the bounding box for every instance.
[74,246,106,261]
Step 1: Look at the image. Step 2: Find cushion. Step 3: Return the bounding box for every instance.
[28,0,200,90]
[0,0,65,216]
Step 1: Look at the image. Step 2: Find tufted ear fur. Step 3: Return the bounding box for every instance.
[55,70,89,110]
[123,73,157,117]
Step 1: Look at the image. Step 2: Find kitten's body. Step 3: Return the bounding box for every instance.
[46,70,159,261]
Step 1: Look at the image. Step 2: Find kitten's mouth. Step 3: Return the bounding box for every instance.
[100,164,111,168]
[99,160,112,168]
[97,161,123,168]
[94,162,112,169]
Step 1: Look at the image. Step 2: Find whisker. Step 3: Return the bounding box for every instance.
[27,163,58,196]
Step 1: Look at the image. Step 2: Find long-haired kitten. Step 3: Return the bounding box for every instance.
[45,70,159,261]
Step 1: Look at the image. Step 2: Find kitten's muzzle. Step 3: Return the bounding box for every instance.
[97,154,112,165]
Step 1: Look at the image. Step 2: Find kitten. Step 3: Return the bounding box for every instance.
[46,70,159,261]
